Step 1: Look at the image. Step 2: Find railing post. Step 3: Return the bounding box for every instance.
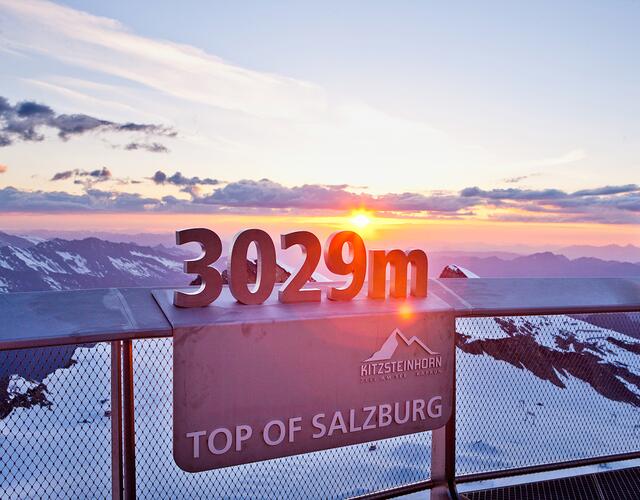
[111,341,123,500]
[431,344,458,499]
[122,339,137,500]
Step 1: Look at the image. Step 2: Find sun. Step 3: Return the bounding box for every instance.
[350,211,372,229]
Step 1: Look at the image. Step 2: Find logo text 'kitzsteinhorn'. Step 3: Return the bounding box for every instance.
[360,328,442,381]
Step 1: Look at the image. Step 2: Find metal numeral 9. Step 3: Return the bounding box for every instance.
[323,231,367,301]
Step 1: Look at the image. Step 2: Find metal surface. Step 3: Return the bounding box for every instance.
[465,466,640,500]
[466,473,602,500]
[0,287,171,350]
[153,284,454,329]
[597,466,640,499]
[111,341,123,500]
[457,452,640,485]
[434,277,640,316]
[351,480,437,499]
[431,344,457,500]
[122,340,136,500]
[161,282,455,471]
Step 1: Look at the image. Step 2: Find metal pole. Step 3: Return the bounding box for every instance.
[431,335,458,499]
[111,341,123,500]
[122,339,137,500]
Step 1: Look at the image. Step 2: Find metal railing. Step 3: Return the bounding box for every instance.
[1,278,640,499]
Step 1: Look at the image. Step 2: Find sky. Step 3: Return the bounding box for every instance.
[0,0,639,249]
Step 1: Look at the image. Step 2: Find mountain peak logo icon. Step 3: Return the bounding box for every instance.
[364,328,439,362]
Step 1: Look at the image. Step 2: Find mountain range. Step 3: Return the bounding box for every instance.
[558,244,640,262]
[429,251,640,278]
[0,234,188,292]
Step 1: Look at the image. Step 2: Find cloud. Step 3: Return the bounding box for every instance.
[0,185,172,212]
[460,185,640,206]
[571,185,639,197]
[0,179,475,215]
[50,167,112,182]
[197,178,477,213]
[0,185,95,212]
[0,179,639,224]
[50,171,73,181]
[199,179,361,209]
[0,163,7,173]
[371,192,476,213]
[0,0,325,119]
[503,176,529,184]
[123,142,169,153]
[460,187,568,201]
[202,179,640,216]
[502,172,545,184]
[0,95,175,147]
[151,170,220,186]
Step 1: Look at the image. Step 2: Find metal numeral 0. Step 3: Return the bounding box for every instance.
[228,229,277,305]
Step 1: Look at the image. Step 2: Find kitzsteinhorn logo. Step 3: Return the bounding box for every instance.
[360,328,442,381]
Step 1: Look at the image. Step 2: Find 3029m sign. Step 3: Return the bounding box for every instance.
[173,228,428,307]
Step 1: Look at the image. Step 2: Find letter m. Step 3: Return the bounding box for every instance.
[367,249,428,299]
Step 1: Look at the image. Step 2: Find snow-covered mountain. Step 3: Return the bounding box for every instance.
[439,264,479,279]
[0,236,188,292]
[0,231,39,249]
[457,315,640,407]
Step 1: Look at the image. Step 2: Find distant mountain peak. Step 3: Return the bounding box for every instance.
[439,264,479,279]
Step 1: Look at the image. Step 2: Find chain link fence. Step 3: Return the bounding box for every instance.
[456,312,640,477]
[1,312,639,498]
[0,342,112,499]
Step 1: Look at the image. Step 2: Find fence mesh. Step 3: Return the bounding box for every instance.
[0,342,112,499]
[133,338,431,499]
[455,312,640,477]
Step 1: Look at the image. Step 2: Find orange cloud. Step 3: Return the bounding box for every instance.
[0,163,7,173]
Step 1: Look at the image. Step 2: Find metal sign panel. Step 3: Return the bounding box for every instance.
[154,287,455,472]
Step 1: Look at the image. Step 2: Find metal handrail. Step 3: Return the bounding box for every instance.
[2,278,640,351]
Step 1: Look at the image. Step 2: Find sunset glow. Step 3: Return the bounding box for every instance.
[350,212,372,229]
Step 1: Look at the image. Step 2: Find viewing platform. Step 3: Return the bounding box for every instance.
[1,278,640,499]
